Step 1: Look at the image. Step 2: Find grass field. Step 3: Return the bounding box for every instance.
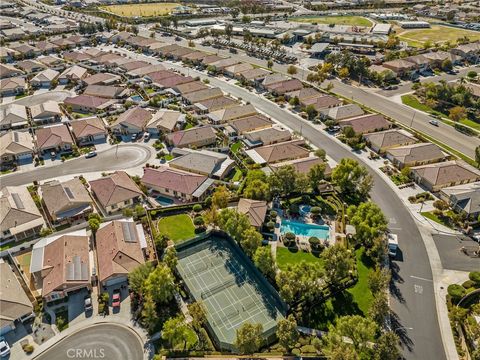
[398,25,480,48]
[290,15,373,27]
[100,3,180,17]
[421,211,454,229]
[276,247,325,271]
[157,214,195,243]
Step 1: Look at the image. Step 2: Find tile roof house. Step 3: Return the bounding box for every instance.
[89,171,144,215]
[201,55,224,66]
[0,185,45,242]
[0,76,25,96]
[194,96,239,114]
[0,260,33,334]
[207,104,257,124]
[126,64,165,78]
[111,107,152,134]
[237,67,271,82]
[266,79,303,96]
[339,114,392,134]
[364,129,417,153]
[142,166,214,201]
[173,81,208,95]
[83,85,128,99]
[243,127,292,148]
[40,178,93,224]
[301,95,342,112]
[439,182,480,218]
[271,156,332,177]
[230,114,274,134]
[166,126,217,148]
[0,63,23,79]
[30,69,60,88]
[323,104,364,121]
[95,219,147,286]
[224,63,254,77]
[0,104,28,130]
[0,130,34,166]
[64,95,117,114]
[146,110,185,134]
[58,65,88,84]
[183,87,223,104]
[237,198,268,229]
[152,74,194,89]
[30,230,91,302]
[35,124,74,154]
[70,117,107,146]
[169,148,235,179]
[261,74,290,89]
[16,60,45,74]
[30,101,62,124]
[285,87,323,102]
[386,143,446,169]
[209,58,242,71]
[411,160,480,192]
[82,73,121,86]
[246,139,310,164]
[382,59,417,76]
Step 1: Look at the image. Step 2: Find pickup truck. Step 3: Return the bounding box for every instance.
[387,233,399,258]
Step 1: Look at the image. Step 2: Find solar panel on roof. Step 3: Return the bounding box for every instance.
[11,192,24,209]
[66,255,89,281]
[122,222,137,243]
[64,187,74,200]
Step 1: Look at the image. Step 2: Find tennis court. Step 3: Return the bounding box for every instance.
[176,233,286,350]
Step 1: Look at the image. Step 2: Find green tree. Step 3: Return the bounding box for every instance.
[373,331,400,360]
[88,213,101,234]
[305,104,317,120]
[332,158,373,198]
[240,227,262,257]
[267,59,273,69]
[314,148,326,160]
[308,163,327,191]
[243,178,271,200]
[323,332,359,360]
[162,316,198,350]
[212,185,229,209]
[276,262,324,303]
[338,67,350,79]
[128,262,154,295]
[144,264,175,304]
[253,246,275,279]
[367,267,391,294]
[330,315,377,352]
[368,293,390,325]
[187,301,207,330]
[347,202,388,247]
[287,65,297,75]
[295,172,310,193]
[163,247,178,272]
[141,294,158,332]
[449,106,467,122]
[321,244,354,284]
[475,145,480,167]
[234,322,263,354]
[217,208,251,242]
[268,165,297,196]
[276,315,299,352]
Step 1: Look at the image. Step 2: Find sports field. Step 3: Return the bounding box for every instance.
[290,15,373,27]
[100,3,180,17]
[398,25,480,48]
[176,234,286,350]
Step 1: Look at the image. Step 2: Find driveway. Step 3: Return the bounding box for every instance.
[33,323,143,360]
[432,234,480,272]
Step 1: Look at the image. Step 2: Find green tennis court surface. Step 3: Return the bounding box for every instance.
[176,233,286,350]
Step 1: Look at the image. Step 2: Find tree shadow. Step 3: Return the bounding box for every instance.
[389,262,406,304]
[390,311,414,352]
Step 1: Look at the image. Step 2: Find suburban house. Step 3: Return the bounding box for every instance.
[83,85,128,99]
[411,160,480,192]
[35,124,74,155]
[386,143,446,169]
[0,77,25,96]
[301,95,342,112]
[151,74,194,89]
[40,178,93,225]
[451,42,480,62]
[193,96,239,114]
[0,131,35,166]
[63,95,117,114]
[439,182,480,218]
[323,104,364,121]
[260,74,290,90]
[166,126,217,148]
[30,101,62,125]
[382,59,417,76]
[285,88,323,102]
[339,114,392,134]
[237,198,268,229]
[209,58,241,72]
[169,148,235,179]
[246,139,310,165]
[173,81,208,95]
[30,69,59,88]
[89,171,144,215]
[237,68,271,83]
[230,114,274,135]
[182,87,223,105]
[364,129,417,153]
[265,79,303,96]
[224,63,254,78]
[126,64,166,78]
[0,260,33,336]
[207,104,257,124]
[0,185,45,242]
[146,110,185,135]
[111,107,152,135]
[0,63,23,79]
[70,117,107,145]
[30,230,91,302]
[0,104,28,130]
[142,166,214,202]
[95,219,147,287]
[243,127,292,148]
[58,65,88,84]
[82,73,121,86]
[271,156,332,178]
[16,60,45,74]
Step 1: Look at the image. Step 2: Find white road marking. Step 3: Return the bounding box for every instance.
[414,284,423,294]
[410,275,433,282]
[389,218,397,224]
[389,227,402,231]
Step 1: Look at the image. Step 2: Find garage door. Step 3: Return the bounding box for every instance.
[105,276,127,287]
[17,153,32,160]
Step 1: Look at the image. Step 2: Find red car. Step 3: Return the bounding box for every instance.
[112,290,121,308]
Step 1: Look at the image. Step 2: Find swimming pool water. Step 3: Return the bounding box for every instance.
[280,220,330,239]
[156,195,174,206]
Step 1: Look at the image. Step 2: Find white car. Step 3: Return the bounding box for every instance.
[0,338,10,357]
[429,119,439,126]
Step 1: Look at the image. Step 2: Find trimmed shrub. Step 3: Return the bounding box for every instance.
[310,207,321,216]
[193,216,204,226]
[469,271,480,286]
[193,204,202,213]
[266,221,275,230]
[448,284,466,303]
[270,210,278,219]
[462,280,475,289]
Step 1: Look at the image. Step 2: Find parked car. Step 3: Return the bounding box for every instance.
[143,133,151,142]
[0,338,10,358]
[85,151,97,159]
[112,290,121,308]
[84,296,93,312]
[131,133,139,141]
[50,151,56,159]
[429,119,439,126]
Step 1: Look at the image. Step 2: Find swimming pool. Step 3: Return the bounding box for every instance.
[280,220,330,240]
[156,195,174,206]
[131,95,143,102]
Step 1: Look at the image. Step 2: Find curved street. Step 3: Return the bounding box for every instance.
[0,144,153,187]
[34,324,144,360]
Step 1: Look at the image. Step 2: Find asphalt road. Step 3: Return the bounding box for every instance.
[34,324,144,360]
[166,63,445,360]
[0,144,153,187]
[432,234,480,272]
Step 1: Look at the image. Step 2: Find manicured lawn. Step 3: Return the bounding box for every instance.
[398,25,480,47]
[15,93,27,99]
[157,214,195,242]
[459,118,480,131]
[421,211,454,229]
[101,3,180,17]
[291,15,373,27]
[164,154,173,161]
[184,123,194,130]
[276,247,324,271]
[231,167,243,182]
[401,94,435,113]
[72,112,94,119]
[230,141,242,154]
[347,248,374,314]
